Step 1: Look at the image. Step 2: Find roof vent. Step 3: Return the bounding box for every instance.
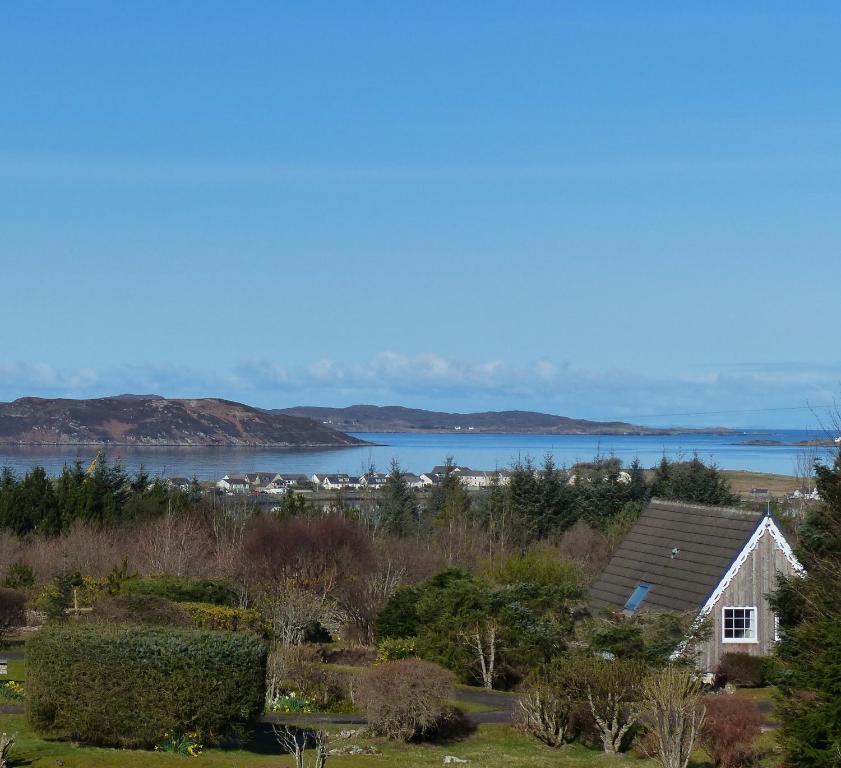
[671,547,680,559]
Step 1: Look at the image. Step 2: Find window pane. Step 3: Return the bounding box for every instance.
[723,608,756,640]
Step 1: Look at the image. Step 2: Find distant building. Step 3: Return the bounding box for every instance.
[421,466,511,488]
[403,473,428,489]
[167,477,192,491]
[244,472,278,489]
[216,474,249,494]
[313,473,361,490]
[359,472,389,490]
[274,474,311,487]
[420,465,471,484]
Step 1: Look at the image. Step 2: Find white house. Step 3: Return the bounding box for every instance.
[313,473,361,490]
[216,474,249,494]
[403,473,428,489]
[244,472,278,490]
[360,473,389,490]
[421,466,511,488]
[167,476,192,491]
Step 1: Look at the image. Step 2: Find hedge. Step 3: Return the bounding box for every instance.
[120,576,238,606]
[181,602,266,636]
[715,652,766,688]
[27,625,266,748]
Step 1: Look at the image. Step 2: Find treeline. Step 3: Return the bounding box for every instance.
[347,453,738,558]
[0,460,200,536]
[0,453,738,544]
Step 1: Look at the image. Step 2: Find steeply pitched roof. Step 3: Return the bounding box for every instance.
[589,499,765,614]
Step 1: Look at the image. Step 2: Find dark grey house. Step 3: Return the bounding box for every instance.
[589,499,803,671]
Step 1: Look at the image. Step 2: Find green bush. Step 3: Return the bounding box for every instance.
[376,585,420,639]
[715,653,765,688]
[27,625,266,748]
[181,602,265,636]
[0,587,27,641]
[760,655,784,686]
[119,576,238,606]
[91,594,189,628]
[376,637,417,664]
[3,562,35,591]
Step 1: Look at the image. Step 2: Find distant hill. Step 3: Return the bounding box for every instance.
[276,404,729,435]
[0,396,368,447]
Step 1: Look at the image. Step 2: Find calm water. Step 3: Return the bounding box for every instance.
[0,430,834,479]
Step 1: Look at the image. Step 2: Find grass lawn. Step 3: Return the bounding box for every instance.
[0,712,786,768]
[0,660,25,682]
[0,714,650,768]
[722,470,799,497]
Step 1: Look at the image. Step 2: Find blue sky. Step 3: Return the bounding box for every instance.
[2,2,840,427]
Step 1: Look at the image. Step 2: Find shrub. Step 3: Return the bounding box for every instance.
[0,731,15,768]
[155,730,203,757]
[321,644,376,667]
[90,594,189,627]
[700,695,762,768]
[376,585,420,639]
[119,576,237,606]
[3,562,34,591]
[376,637,417,664]
[0,682,24,702]
[759,655,783,686]
[715,653,765,688]
[570,655,647,755]
[0,588,26,641]
[181,602,265,636]
[266,645,350,712]
[639,665,706,768]
[515,663,577,747]
[27,625,266,748]
[357,658,456,741]
[31,571,86,622]
[266,691,315,714]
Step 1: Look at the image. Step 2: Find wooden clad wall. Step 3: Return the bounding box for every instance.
[696,527,797,671]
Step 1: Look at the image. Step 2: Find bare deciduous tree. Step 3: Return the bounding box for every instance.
[0,731,15,768]
[515,671,575,747]
[339,558,404,644]
[467,620,498,690]
[134,509,212,576]
[273,725,328,768]
[206,497,254,603]
[574,657,645,755]
[259,581,343,646]
[640,666,706,768]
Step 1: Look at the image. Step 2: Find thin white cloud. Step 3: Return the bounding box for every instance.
[1,354,839,427]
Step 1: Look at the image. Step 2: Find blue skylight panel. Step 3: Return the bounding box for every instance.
[624,582,651,612]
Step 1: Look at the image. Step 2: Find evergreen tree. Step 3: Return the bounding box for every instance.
[628,458,648,503]
[508,457,540,540]
[537,454,564,537]
[771,453,841,768]
[650,455,737,506]
[379,459,417,536]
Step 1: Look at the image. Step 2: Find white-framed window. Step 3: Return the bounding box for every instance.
[722,606,758,643]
